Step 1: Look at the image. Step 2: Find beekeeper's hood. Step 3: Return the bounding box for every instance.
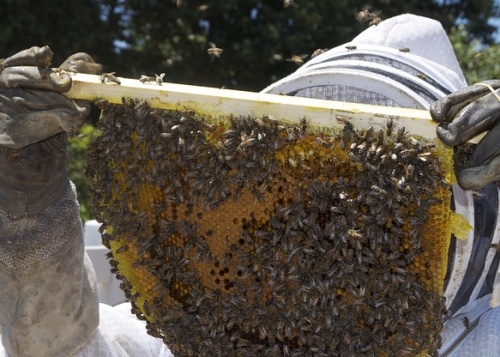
[262,13,467,109]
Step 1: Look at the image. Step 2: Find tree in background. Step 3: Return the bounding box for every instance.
[0,0,497,89]
[112,0,499,91]
[0,0,498,220]
[449,24,500,84]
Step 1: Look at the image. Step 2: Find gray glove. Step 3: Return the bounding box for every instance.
[0,47,102,214]
[0,46,102,149]
[430,80,500,190]
[0,47,102,357]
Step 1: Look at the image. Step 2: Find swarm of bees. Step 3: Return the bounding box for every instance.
[86,99,455,356]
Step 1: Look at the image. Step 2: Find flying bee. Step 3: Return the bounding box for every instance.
[286,54,308,65]
[356,7,382,26]
[207,42,223,61]
[100,72,121,85]
[283,0,298,8]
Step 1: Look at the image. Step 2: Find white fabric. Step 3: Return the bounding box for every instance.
[74,303,174,357]
[350,13,466,90]
[439,295,500,356]
[0,303,174,357]
[262,14,468,109]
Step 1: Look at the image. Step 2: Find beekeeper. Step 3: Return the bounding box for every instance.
[1,13,499,357]
[0,47,173,356]
[262,13,500,356]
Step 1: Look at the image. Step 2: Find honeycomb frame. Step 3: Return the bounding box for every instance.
[86,98,455,356]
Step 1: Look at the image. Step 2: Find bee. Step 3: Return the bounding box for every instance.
[416,72,428,81]
[283,0,298,8]
[385,118,394,135]
[311,48,328,58]
[345,45,357,51]
[286,54,308,65]
[154,73,165,85]
[462,316,470,329]
[207,42,223,61]
[370,185,387,196]
[100,72,121,85]
[491,243,500,250]
[139,73,165,85]
[356,7,382,26]
[116,245,129,254]
[143,300,151,315]
[399,47,410,53]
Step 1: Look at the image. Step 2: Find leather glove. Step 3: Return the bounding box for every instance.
[430,80,500,190]
[0,46,102,149]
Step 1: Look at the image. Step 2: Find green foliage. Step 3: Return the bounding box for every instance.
[66,124,100,223]
[0,0,121,67]
[448,24,500,84]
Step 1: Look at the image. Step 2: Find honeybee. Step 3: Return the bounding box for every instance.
[416,72,428,81]
[100,72,121,85]
[286,54,308,65]
[207,42,223,61]
[140,73,165,85]
[491,243,500,250]
[399,47,410,53]
[356,7,382,26]
[283,0,298,8]
[311,48,328,58]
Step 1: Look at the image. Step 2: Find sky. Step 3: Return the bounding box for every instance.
[494,0,500,42]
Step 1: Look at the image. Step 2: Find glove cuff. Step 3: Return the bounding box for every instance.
[0,132,69,215]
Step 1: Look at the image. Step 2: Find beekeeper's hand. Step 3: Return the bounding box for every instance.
[0,46,102,149]
[430,80,500,190]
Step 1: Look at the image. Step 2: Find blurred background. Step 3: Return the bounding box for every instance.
[1,0,499,221]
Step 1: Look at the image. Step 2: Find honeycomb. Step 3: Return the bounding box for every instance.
[86,98,455,356]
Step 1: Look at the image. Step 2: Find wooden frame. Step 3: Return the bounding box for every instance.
[65,73,439,140]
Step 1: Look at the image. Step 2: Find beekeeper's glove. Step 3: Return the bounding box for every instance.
[0,46,101,357]
[0,46,101,149]
[430,80,500,190]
